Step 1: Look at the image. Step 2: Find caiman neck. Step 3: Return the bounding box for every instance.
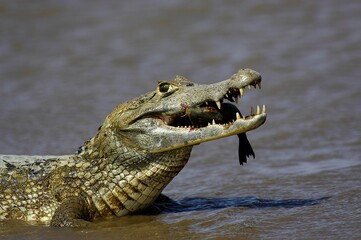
[76,125,193,215]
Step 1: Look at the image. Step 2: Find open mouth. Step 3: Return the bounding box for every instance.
[163,80,265,129]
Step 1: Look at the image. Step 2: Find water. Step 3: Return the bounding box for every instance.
[0,0,360,239]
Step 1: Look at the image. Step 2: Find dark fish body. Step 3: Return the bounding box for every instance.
[186,103,255,165]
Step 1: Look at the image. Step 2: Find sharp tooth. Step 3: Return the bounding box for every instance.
[216,101,221,109]
[205,101,208,105]
[225,94,229,98]
[212,119,216,125]
[239,88,244,97]
[257,105,260,115]
[236,112,241,120]
[208,122,211,126]
[262,104,266,113]
[248,85,251,90]
[242,116,246,120]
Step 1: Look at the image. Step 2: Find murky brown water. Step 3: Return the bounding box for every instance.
[1,0,360,239]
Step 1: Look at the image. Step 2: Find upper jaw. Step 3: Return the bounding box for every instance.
[177,68,262,109]
[126,68,262,126]
[157,68,264,129]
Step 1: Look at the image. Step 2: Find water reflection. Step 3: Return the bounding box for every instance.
[151,194,329,214]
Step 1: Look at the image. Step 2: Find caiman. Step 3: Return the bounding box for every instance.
[0,68,266,227]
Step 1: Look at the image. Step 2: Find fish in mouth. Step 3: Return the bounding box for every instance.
[185,103,256,165]
[166,82,265,164]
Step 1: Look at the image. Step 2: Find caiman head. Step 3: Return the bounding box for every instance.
[101,68,266,156]
[75,68,266,217]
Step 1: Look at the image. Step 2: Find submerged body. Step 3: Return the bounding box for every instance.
[0,68,266,226]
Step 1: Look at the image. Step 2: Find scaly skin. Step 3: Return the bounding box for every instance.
[0,68,266,227]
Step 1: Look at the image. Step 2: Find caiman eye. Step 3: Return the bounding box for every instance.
[157,81,178,97]
[158,82,171,93]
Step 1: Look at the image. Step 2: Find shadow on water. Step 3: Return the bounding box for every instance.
[148,195,330,214]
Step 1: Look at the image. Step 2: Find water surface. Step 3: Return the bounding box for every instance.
[0,0,360,239]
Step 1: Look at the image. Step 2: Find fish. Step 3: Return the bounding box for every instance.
[186,102,255,165]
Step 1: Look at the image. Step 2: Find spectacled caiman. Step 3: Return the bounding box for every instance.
[0,68,266,227]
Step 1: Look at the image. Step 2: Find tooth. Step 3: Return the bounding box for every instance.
[239,88,244,97]
[262,104,266,113]
[235,97,239,104]
[216,101,221,109]
[225,94,229,98]
[205,101,208,105]
[236,112,241,120]
[248,85,251,90]
[242,116,246,120]
[212,119,216,125]
[208,122,211,126]
[257,105,260,115]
